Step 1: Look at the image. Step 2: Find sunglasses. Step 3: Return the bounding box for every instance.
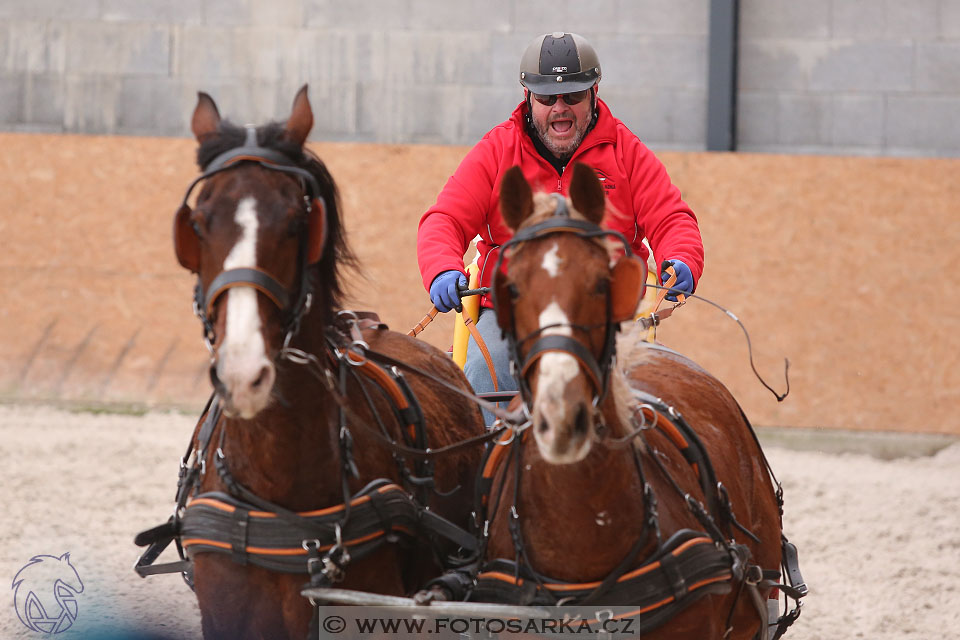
[531,89,590,106]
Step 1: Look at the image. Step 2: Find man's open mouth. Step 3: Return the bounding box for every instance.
[550,119,573,134]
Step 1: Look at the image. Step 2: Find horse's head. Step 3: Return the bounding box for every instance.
[494,164,646,463]
[174,86,347,419]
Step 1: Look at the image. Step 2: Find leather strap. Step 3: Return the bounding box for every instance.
[463,316,498,392]
[652,265,686,313]
[508,217,633,255]
[520,334,603,395]
[204,267,290,315]
[407,307,439,337]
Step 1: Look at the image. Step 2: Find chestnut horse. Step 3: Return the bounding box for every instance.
[471,164,801,638]
[144,87,484,640]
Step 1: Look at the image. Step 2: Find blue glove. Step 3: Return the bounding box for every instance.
[429,270,468,313]
[660,259,693,302]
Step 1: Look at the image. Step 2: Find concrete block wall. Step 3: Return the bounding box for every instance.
[0,0,709,148]
[0,0,958,155]
[739,0,960,155]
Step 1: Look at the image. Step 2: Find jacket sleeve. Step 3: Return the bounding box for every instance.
[627,139,704,288]
[417,136,500,291]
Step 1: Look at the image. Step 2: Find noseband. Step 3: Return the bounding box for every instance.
[174,126,329,354]
[492,195,643,411]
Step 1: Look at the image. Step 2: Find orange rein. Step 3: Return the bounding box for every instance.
[407,305,499,393]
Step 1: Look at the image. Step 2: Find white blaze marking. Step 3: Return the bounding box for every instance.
[535,301,579,421]
[538,301,572,338]
[541,242,561,277]
[222,197,265,361]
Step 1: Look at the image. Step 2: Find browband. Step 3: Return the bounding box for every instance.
[178,125,324,213]
[505,216,634,257]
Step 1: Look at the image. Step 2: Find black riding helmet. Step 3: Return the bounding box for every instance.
[520,33,602,146]
[519,32,602,95]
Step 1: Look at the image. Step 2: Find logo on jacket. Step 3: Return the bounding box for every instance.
[594,169,616,191]
[12,553,84,634]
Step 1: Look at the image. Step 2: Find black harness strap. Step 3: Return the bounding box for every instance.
[135,396,222,581]
[520,334,605,394]
[469,530,733,614]
[230,506,250,566]
[204,267,291,314]
[178,482,448,574]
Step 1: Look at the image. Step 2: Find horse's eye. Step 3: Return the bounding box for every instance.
[189,211,206,239]
[595,278,610,295]
[508,284,520,299]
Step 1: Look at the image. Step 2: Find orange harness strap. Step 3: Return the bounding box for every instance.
[346,350,418,441]
[463,315,498,392]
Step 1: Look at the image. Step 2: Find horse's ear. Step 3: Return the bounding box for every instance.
[569,162,605,224]
[191,92,221,142]
[499,166,534,231]
[285,84,313,147]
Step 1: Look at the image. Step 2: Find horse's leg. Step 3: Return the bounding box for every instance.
[195,547,408,640]
[195,558,303,640]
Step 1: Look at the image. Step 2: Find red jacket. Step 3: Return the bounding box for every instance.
[418,99,703,308]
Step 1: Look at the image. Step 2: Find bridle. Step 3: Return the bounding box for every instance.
[172,126,329,355]
[491,194,645,412]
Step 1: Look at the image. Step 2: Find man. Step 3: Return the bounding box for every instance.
[417,32,703,423]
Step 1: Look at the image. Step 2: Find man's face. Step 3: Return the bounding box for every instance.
[528,86,595,160]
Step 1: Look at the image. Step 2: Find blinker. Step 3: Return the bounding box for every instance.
[174,203,201,272]
[609,255,646,322]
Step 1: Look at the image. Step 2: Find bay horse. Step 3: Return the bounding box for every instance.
[142,86,485,640]
[469,164,802,638]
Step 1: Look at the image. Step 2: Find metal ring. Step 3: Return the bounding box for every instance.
[280,346,311,365]
[336,310,360,322]
[345,340,369,367]
[639,404,658,430]
[301,538,321,551]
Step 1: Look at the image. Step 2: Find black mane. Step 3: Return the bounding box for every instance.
[197,120,357,321]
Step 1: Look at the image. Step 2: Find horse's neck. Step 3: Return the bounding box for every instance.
[213,309,343,510]
[494,437,648,583]
[218,380,341,510]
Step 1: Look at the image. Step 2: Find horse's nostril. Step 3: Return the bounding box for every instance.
[573,404,589,437]
[251,365,270,390]
[537,417,549,434]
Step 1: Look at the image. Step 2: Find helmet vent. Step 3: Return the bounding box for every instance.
[539,33,580,76]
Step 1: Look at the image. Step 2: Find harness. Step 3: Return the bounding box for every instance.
[139,133,482,590]
[443,204,805,638]
[134,312,484,590]
[427,391,806,639]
